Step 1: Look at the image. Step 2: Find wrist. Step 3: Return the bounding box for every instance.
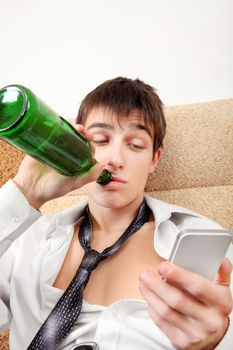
[12,177,46,210]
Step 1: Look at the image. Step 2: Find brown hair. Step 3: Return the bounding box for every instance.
[76,77,166,152]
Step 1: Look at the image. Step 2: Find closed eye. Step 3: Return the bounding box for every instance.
[128,143,144,150]
[92,139,109,145]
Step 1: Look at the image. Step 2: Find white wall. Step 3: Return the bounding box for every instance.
[0,0,233,118]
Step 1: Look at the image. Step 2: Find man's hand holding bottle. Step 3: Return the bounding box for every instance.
[13,124,105,210]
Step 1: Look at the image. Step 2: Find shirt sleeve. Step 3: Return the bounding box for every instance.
[0,180,42,331]
[0,180,41,256]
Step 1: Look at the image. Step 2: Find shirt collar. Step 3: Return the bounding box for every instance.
[144,194,203,226]
[57,200,88,226]
[55,195,205,260]
[144,195,206,259]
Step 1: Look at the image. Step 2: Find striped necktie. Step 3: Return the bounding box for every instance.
[27,200,150,349]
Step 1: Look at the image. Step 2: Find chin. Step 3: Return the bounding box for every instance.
[94,195,125,209]
[88,190,142,210]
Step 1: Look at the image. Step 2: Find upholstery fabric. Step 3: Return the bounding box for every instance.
[146,99,233,192]
[0,330,9,350]
[0,98,232,348]
[0,141,24,188]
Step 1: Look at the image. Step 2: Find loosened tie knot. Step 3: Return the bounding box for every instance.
[79,249,102,273]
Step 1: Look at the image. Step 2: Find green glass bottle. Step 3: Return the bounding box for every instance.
[0,85,112,185]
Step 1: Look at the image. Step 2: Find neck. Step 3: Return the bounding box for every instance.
[88,197,145,238]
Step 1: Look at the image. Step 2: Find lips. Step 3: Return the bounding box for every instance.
[111,175,127,183]
[101,175,127,189]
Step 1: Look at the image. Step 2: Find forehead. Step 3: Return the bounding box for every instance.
[84,107,151,130]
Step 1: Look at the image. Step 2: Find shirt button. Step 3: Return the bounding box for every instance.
[12,215,20,222]
[113,309,118,317]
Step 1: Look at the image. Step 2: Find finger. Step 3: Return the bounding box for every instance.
[72,123,85,133]
[148,307,190,350]
[139,281,203,348]
[139,278,192,333]
[139,270,205,320]
[214,258,232,286]
[158,262,230,307]
[73,162,106,187]
[72,124,94,141]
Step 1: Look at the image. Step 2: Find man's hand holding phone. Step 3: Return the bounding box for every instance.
[139,229,233,349]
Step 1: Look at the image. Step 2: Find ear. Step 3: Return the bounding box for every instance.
[149,148,161,174]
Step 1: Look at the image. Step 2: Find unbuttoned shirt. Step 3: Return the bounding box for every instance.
[0,180,232,350]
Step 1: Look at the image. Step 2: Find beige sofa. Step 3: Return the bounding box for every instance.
[0,98,232,348]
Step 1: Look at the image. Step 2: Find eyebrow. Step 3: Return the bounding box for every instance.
[87,123,113,131]
[87,122,152,138]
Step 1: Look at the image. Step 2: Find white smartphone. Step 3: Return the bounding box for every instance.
[169,229,232,280]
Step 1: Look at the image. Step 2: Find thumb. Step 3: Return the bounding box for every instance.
[72,162,107,188]
[214,258,232,286]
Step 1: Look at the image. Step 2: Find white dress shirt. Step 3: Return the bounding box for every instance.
[0,180,232,350]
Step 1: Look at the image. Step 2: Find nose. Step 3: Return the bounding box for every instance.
[106,143,125,171]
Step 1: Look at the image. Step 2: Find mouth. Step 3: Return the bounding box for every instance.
[111,175,127,183]
[101,175,127,190]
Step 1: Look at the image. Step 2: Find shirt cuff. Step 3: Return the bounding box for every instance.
[0,180,41,245]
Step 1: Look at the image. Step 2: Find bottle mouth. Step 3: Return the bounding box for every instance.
[0,85,28,132]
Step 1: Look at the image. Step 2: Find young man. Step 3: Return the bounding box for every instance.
[0,77,232,350]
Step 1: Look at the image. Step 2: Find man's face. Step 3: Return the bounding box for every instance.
[84,107,160,209]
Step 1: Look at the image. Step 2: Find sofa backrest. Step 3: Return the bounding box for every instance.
[146,98,233,228]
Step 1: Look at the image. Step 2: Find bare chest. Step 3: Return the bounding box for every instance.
[53,222,164,306]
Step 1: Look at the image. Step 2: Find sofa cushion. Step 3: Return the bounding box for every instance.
[146,99,233,191]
